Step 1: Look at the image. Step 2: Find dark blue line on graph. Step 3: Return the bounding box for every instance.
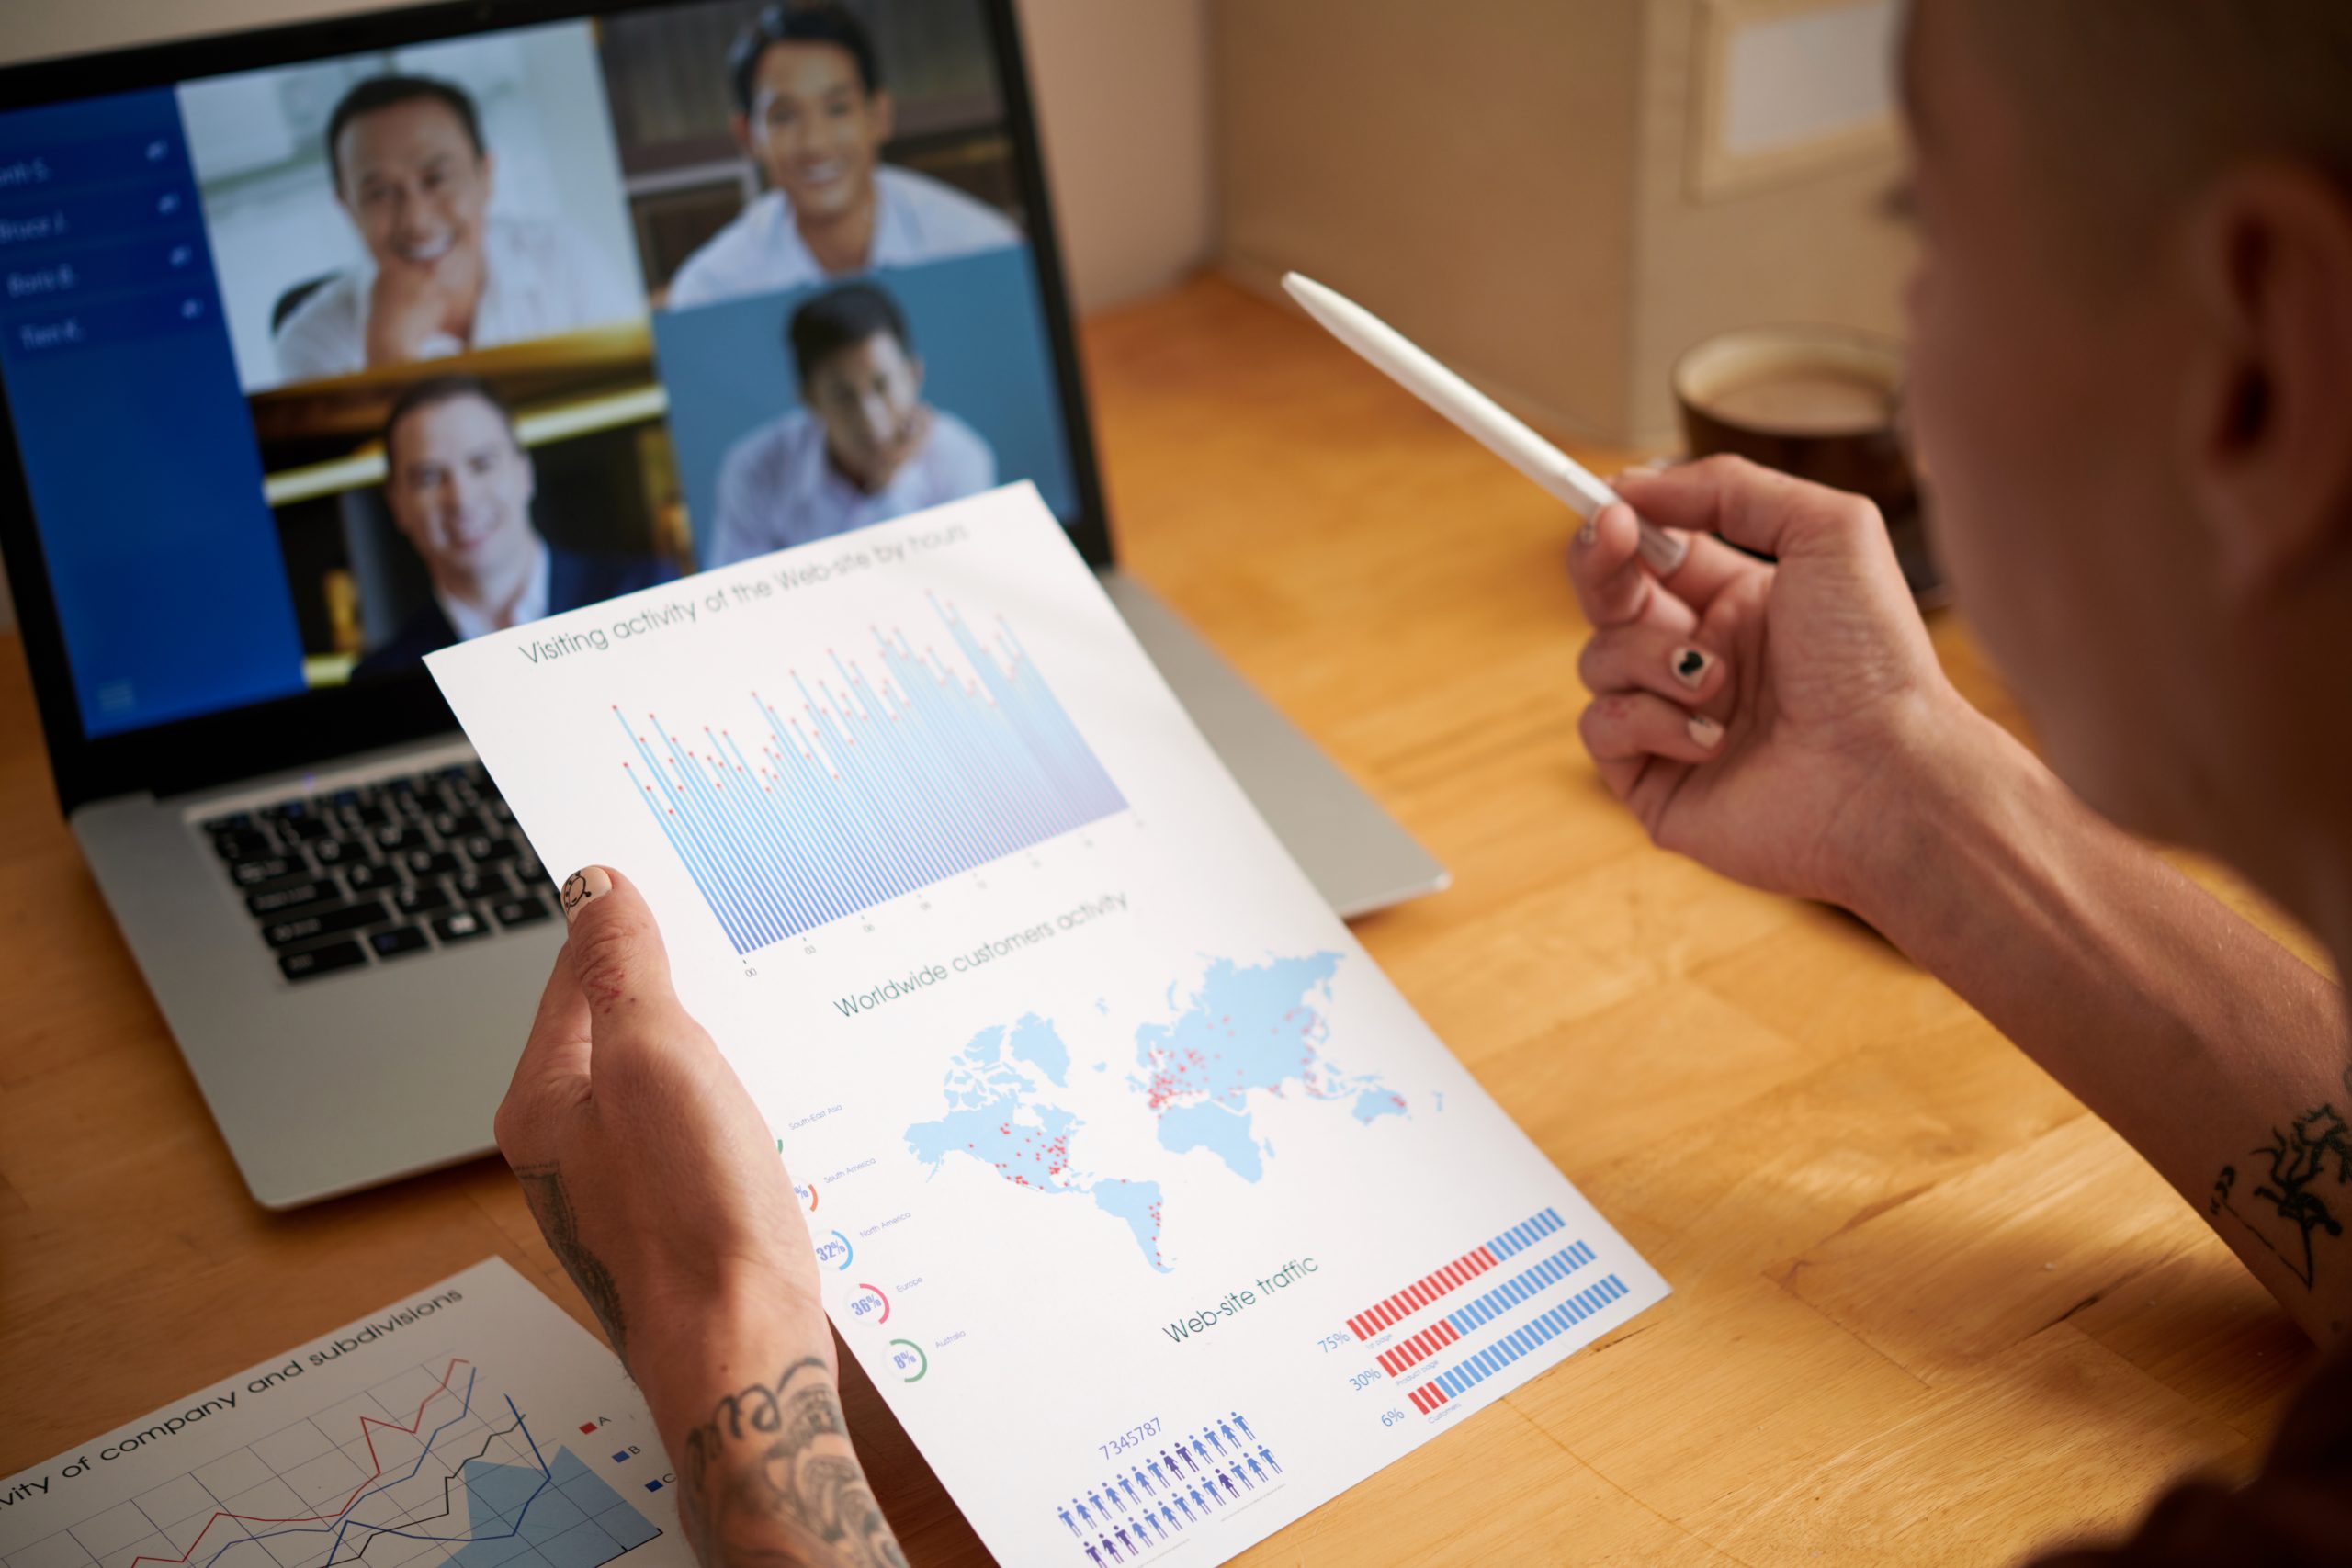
[184,1366,483,1568]
[321,1395,549,1560]
[618,597,1127,954]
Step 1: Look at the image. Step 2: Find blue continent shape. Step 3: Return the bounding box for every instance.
[905,1016,1170,1271]
[1007,1011,1071,1087]
[909,958,1407,1276]
[1157,1101,1264,1181]
[1133,953,1404,1153]
[1089,1179,1170,1270]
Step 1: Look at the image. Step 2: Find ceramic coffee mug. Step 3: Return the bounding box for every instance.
[1670,324,1943,605]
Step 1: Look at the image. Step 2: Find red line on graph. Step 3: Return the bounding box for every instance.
[127,1358,472,1568]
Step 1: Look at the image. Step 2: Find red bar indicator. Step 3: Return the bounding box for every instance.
[1376,1319,1464,1377]
[1347,1244,1504,1340]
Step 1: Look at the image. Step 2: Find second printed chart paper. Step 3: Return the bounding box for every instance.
[425,484,1668,1565]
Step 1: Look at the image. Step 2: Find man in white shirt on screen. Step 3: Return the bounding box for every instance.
[663,2,1021,310]
[707,280,994,567]
[274,75,641,384]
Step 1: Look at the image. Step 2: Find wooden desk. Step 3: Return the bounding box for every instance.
[0,277,2320,1565]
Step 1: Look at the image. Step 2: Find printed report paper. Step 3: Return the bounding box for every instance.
[0,1258,688,1568]
[423,483,1668,1565]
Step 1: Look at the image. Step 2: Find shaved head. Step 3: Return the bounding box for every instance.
[1955,2,2352,244]
[1899,0,2352,872]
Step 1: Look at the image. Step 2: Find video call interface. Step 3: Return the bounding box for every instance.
[0,0,1084,739]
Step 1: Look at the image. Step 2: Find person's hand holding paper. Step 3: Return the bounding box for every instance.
[495,864,906,1568]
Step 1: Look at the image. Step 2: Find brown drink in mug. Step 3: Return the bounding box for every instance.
[1670,325,1943,605]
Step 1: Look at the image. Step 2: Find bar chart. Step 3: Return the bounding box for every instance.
[1378,1238,1600,1376]
[1405,1273,1632,1413]
[616,596,1126,954]
[1344,1206,1567,1341]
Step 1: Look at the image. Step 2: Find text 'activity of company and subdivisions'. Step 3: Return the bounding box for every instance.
[425,484,1669,1566]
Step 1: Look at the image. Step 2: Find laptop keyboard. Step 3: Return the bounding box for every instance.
[199,761,555,982]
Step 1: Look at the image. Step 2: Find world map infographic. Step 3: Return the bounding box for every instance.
[904,953,1413,1270]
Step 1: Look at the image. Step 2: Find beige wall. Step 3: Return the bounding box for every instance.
[1218,0,1646,439]
[1626,0,1912,436]
[1214,0,1914,446]
[1020,0,1215,309]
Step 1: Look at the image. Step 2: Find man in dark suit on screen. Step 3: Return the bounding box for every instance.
[353,374,676,679]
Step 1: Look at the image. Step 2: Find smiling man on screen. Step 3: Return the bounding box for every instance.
[663,3,1021,310]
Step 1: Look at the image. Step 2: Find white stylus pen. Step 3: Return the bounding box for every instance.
[1283,272,1689,577]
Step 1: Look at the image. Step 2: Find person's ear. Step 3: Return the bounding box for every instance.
[730,110,756,161]
[2179,162,2352,605]
[870,88,895,146]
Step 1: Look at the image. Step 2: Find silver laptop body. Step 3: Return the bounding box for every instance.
[6,0,1443,1210]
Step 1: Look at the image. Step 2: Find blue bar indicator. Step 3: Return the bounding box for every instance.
[620,598,1126,954]
[1430,1241,1599,1335]
[1408,1275,1633,1412]
[1485,1207,1566,1260]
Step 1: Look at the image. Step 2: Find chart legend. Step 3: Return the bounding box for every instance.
[618,596,1125,954]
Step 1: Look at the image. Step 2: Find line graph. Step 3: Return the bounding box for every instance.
[124,1359,471,1568]
[6,1356,661,1568]
[618,594,1127,954]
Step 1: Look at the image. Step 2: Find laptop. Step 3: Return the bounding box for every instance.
[0,0,1445,1210]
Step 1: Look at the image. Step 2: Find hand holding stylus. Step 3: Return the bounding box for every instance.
[1567,454,1996,919]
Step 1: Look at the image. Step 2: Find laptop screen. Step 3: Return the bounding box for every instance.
[0,0,1091,743]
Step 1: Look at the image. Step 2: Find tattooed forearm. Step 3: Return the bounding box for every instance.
[679,1358,906,1568]
[513,1163,629,1359]
[2210,1100,2352,1292]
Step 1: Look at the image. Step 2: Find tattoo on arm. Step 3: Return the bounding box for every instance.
[2210,1101,2352,1291]
[680,1357,906,1568]
[513,1162,628,1359]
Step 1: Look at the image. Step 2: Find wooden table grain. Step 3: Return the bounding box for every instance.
[0,276,2322,1566]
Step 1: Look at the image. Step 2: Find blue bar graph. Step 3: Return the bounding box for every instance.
[1484,1206,1565,1260]
[1407,1274,1632,1412]
[1441,1239,1597,1337]
[616,597,1126,954]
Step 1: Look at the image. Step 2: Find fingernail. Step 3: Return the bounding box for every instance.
[560,865,613,923]
[1688,714,1724,750]
[1575,517,1598,547]
[1670,646,1712,690]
